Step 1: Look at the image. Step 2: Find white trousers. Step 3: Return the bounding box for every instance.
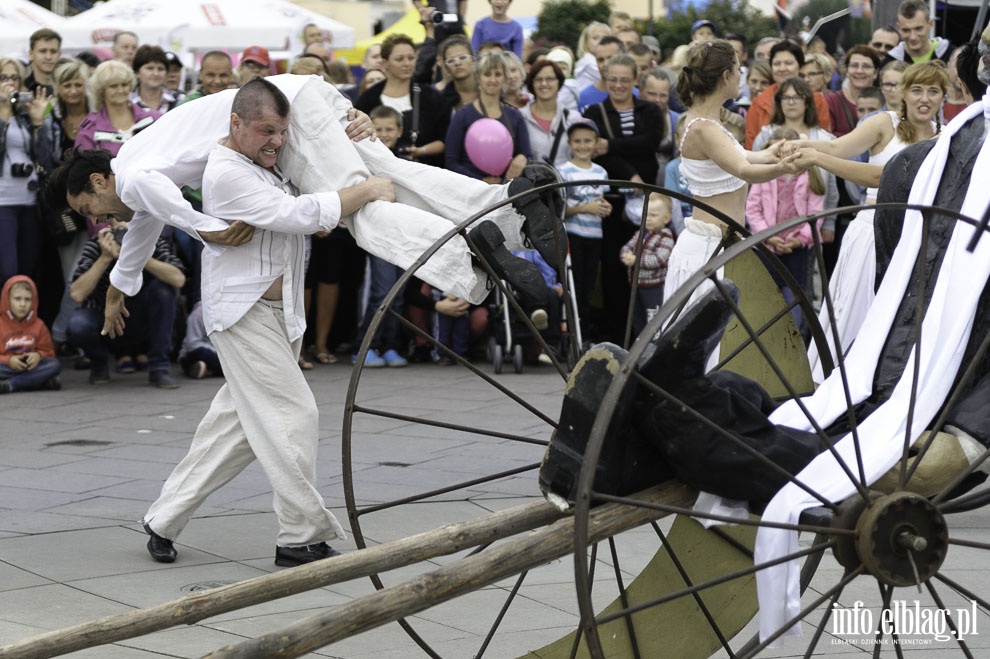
[144,300,346,547]
[279,78,528,305]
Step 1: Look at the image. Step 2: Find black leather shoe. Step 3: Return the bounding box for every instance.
[507,174,565,272]
[636,280,740,388]
[143,522,177,563]
[275,542,341,567]
[468,220,549,310]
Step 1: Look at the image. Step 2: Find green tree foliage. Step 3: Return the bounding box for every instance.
[648,0,778,55]
[531,0,613,51]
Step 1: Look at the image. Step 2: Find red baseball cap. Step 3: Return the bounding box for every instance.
[241,46,270,67]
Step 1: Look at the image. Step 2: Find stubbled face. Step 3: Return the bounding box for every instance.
[8,286,32,321]
[229,106,289,171]
[29,38,60,77]
[640,76,670,111]
[897,11,933,56]
[870,29,899,55]
[902,79,944,125]
[372,117,401,149]
[199,56,233,95]
[595,43,621,78]
[567,127,597,159]
[67,174,127,224]
[113,34,138,64]
[880,69,904,111]
[846,54,877,91]
[57,75,86,106]
[771,50,800,83]
[137,61,166,90]
[385,43,416,82]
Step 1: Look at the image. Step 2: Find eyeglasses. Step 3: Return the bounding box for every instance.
[798,70,823,78]
[532,76,558,85]
[880,82,899,91]
[0,74,20,83]
[606,77,634,85]
[445,54,473,66]
[780,95,805,104]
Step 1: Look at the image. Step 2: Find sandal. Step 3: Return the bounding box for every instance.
[116,356,136,374]
[315,352,338,365]
[298,357,314,370]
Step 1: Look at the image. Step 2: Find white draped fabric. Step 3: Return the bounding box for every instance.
[755,95,990,644]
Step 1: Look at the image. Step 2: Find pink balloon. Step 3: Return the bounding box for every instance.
[465,118,513,177]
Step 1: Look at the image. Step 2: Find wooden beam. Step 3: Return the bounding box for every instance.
[202,483,696,658]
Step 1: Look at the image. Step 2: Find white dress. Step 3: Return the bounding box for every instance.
[808,111,913,383]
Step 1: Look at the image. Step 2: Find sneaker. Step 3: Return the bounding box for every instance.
[353,350,386,368]
[381,349,408,367]
[44,375,62,391]
[468,220,549,309]
[149,370,180,389]
[89,364,111,384]
[507,173,565,272]
[529,308,549,331]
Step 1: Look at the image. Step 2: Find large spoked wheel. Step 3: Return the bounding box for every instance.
[570,204,990,658]
[340,179,806,657]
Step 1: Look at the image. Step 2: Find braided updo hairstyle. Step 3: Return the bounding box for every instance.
[675,40,737,108]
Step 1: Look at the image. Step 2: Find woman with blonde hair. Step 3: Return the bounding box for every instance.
[792,60,949,381]
[51,60,91,155]
[75,60,160,156]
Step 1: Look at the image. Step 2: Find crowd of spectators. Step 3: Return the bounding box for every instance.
[1,0,986,393]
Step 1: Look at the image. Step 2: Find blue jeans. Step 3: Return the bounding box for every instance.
[0,205,41,284]
[355,255,404,353]
[68,277,178,373]
[0,357,61,391]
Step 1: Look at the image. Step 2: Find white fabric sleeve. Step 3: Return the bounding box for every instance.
[109,210,163,297]
[118,168,230,238]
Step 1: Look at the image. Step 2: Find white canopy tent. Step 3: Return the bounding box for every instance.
[0,0,67,58]
[59,0,355,54]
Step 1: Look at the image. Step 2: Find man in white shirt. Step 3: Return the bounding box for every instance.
[94,74,556,338]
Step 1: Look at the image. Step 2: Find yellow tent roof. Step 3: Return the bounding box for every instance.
[334,9,470,66]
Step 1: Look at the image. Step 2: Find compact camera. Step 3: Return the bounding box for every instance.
[430,10,458,23]
[10,162,34,178]
[9,92,33,106]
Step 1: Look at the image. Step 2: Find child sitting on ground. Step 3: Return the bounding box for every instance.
[620,193,676,336]
[0,276,62,393]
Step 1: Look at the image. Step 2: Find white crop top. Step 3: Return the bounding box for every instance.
[678,117,748,197]
[864,111,915,203]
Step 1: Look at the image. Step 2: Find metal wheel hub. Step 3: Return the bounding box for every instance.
[852,492,949,587]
